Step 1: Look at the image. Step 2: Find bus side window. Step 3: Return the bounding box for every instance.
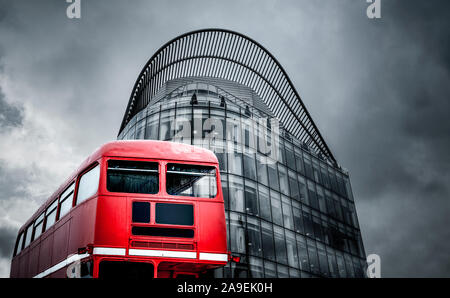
[76,164,100,205]
[33,213,45,241]
[14,232,24,256]
[45,199,58,231]
[59,183,75,219]
[24,223,33,249]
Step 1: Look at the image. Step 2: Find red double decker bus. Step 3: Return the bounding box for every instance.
[10,140,228,278]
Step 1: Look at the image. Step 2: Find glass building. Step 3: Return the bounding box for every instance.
[117,29,366,278]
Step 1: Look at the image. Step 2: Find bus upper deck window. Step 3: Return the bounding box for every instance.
[107,160,159,194]
[166,163,217,198]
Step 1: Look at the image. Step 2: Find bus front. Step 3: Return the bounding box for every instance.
[93,151,228,278]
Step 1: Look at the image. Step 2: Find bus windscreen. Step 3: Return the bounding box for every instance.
[166,163,217,198]
[107,160,159,194]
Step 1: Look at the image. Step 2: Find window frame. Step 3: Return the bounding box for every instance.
[14,232,24,256]
[23,223,33,249]
[58,182,75,220]
[165,162,219,199]
[75,162,100,205]
[106,159,160,195]
[32,212,45,242]
[44,199,59,232]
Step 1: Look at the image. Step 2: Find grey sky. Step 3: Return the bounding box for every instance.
[0,0,449,277]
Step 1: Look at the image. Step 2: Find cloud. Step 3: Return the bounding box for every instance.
[0,226,15,259]
[0,0,449,278]
[0,88,23,129]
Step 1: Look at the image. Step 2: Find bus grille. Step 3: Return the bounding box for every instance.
[130,241,195,251]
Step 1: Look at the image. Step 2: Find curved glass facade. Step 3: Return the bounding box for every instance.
[118,78,366,278]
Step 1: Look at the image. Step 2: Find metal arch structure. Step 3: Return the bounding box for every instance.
[119,28,337,164]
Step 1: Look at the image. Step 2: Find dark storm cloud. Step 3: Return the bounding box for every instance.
[0,88,23,129]
[0,226,15,259]
[325,1,450,277]
[0,161,31,202]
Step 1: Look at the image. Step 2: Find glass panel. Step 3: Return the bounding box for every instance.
[344,254,355,277]
[45,200,58,229]
[226,112,242,148]
[33,221,43,240]
[316,185,327,214]
[249,257,264,278]
[295,152,304,175]
[327,247,339,278]
[247,217,262,257]
[302,211,314,238]
[230,212,246,254]
[308,181,319,210]
[277,264,289,277]
[59,183,75,219]
[278,165,289,196]
[285,143,296,171]
[317,243,330,277]
[292,204,304,234]
[312,160,321,184]
[244,180,258,216]
[261,221,275,261]
[303,155,314,180]
[329,168,338,193]
[16,233,24,255]
[242,116,256,149]
[243,152,257,181]
[270,190,283,226]
[285,230,299,269]
[288,170,300,201]
[159,109,175,141]
[258,185,271,222]
[256,154,268,185]
[289,268,301,278]
[166,163,217,198]
[173,107,192,145]
[296,234,310,272]
[273,226,287,265]
[277,138,286,165]
[145,113,160,140]
[135,119,146,140]
[282,197,294,230]
[77,164,100,204]
[229,175,244,212]
[107,160,159,194]
[307,240,320,275]
[264,261,277,278]
[228,152,243,176]
[298,176,308,205]
[313,216,324,242]
[24,224,33,248]
[336,252,347,277]
[267,161,279,191]
[321,166,330,189]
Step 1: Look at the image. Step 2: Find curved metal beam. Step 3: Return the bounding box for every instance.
[119,28,336,164]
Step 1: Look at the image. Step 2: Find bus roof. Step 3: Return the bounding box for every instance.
[19,140,218,232]
[91,140,218,163]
